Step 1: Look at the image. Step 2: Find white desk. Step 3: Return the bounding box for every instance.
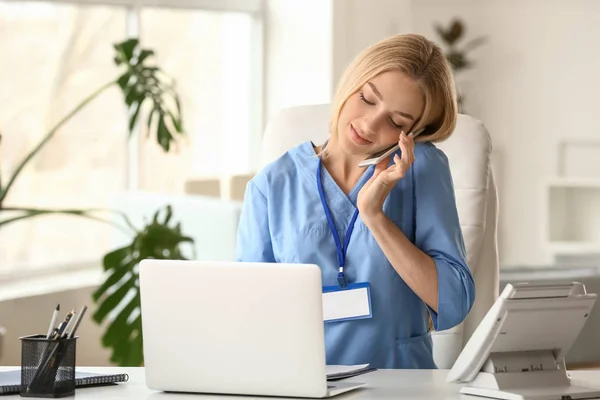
[1,367,600,399]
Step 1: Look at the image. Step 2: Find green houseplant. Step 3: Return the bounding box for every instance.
[0,38,193,366]
[434,18,486,112]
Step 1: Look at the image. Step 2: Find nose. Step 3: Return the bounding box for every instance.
[363,109,386,135]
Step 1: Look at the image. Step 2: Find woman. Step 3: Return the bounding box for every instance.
[235,33,475,369]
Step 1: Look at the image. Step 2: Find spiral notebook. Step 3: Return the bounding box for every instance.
[0,369,129,395]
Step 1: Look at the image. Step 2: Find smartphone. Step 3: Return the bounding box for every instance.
[358,127,425,167]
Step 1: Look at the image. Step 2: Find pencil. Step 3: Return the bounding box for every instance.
[68,305,87,339]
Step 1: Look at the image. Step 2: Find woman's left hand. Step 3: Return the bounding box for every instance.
[357,131,416,221]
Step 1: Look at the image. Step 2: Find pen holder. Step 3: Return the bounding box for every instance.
[20,334,77,398]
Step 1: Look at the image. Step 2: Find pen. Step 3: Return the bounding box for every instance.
[68,305,87,339]
[61,311,77,339]
[46,304,60,339]
[52,309,74,340]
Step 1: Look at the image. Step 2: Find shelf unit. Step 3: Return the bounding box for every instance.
[543,137,600,260]
[543,176,600,257]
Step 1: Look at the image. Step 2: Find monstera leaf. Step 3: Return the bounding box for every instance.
[114,38,183,152]
[91,205,194,366]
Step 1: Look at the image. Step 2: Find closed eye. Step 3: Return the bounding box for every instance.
[359,92,375,106]
[390,118,403,130]
[360,92,404,130]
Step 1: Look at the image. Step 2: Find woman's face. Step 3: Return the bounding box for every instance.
[336,70,425,157]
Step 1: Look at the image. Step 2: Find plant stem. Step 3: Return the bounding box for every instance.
[3,206,138,233]
[0,207,136,235]
[0,79,117,205]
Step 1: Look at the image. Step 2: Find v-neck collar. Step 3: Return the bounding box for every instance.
[294,140,375,209]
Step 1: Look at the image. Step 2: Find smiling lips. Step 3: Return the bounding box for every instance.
[350,124,373,145]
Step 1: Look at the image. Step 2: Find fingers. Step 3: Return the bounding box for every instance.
[371,132,416,186]
[365,156,389,188]
[375,156,390,174]
[392,154,408,179]
[399,131,415,167]
[389,131,415,180]
[367,155,387,178]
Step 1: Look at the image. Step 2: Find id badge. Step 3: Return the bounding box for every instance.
[322,282,372,323]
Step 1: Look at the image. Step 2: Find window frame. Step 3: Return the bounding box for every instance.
[2,0,263,14]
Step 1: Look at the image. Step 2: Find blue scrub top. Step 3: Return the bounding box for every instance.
[235,140,475,369]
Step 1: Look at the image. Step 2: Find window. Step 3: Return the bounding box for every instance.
[0,0,262,277]
[137,7,254,193]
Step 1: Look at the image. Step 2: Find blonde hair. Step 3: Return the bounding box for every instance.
[330,33,457,143]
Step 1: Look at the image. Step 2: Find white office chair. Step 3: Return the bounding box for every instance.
[258,104,500,369]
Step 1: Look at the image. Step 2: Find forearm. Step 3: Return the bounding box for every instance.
[362,212,439,312]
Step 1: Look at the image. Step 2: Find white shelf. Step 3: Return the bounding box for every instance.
[544,177,600,257]
[547,241,600,256]
[545,177,600,189]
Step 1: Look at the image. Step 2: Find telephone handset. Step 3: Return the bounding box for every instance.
[358,127,425,167]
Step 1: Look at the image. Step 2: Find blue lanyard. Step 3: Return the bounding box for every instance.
[317,159,359,288]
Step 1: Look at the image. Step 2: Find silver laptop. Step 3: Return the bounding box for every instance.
[139,259,367,398]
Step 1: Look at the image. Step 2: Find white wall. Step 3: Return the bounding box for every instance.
[410,0,600,266]
[263,0,412,120]
[331,0,413,86]
[0,286,111,366]
[264,0,333,122]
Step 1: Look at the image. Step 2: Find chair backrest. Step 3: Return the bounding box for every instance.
[258,104,499,369]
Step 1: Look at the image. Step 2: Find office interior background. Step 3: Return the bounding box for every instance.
[1,0,599,368]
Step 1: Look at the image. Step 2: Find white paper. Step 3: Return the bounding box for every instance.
[322,287,370,322]
[326,364,370,376]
